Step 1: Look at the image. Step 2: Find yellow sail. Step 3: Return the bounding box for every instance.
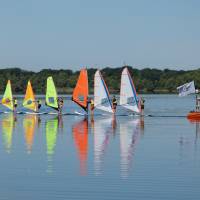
[23,81,37,112]
[2,80,14,111]
[46,77,58,109]
[2,113,15,153]
[23,115,37,153]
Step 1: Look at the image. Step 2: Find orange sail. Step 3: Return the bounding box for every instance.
[23,81,37,112]
[73,119,88,175]
[72,69,89,111]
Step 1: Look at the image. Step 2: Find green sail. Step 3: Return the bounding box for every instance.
[46,77,58,109]
[2,80,14,111]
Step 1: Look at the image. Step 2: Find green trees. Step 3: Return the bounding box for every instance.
[0,67,199,94]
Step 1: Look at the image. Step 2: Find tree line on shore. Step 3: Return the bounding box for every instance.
[0,66,199,94]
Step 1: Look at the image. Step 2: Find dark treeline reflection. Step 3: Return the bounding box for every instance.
[0,114,145,177]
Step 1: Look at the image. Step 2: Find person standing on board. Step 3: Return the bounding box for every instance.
[86,98,94,115]
[90,98,95,115]
[57,97,64,115]
[37,100,42,111]
[140,97,145,116]
[112,95,117,113]
[13,97,18,113]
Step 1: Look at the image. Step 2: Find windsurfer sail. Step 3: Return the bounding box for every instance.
[72,69,89,111]
[119,67,141,114]
[1,80,14,111]
[45,76,58,110]
[23,81,37,112]
[94,70,113,113]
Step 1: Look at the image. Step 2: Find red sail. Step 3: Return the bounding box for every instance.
[72,69,89,110]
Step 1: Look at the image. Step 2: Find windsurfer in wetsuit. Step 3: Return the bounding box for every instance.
[37,100,42,111]
[112,95,117,113]
[86,98,94,115]
[90,98,95,115]
[13,97,18,113]
[140,97,145,115]
[57,97,64,115]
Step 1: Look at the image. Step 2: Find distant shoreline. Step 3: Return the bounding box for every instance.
[0,66,199,94]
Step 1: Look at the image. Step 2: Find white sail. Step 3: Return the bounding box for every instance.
[120,68,140,113]
[94,70,113,113]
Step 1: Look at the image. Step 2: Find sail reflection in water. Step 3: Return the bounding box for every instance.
[1,114,16,153]
[120,118,144,178]
[93,116,115,175]
[23,115,39,154]
[46,117,61,173]
[73,118,88,175]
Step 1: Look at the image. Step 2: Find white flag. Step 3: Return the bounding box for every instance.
[177,81,195,97]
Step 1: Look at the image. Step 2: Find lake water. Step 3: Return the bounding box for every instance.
[0,94,200,200]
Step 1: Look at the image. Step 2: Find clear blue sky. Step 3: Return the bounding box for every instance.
[0,0,199,71]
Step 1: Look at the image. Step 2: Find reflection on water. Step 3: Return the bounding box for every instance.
[73,118,88,175]
[0,96,200,199]
[1,114,16,153]
[0,113,145,177]
[46,116,59,173]
[120,118,144,178]
[93,116,114,175]
[23,115,39,154]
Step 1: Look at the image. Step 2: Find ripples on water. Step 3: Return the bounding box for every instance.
[0,95,200,200]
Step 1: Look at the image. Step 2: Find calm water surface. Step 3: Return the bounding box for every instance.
[0,95,200,200]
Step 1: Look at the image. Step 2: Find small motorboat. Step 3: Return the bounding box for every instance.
[187,111,200,120]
